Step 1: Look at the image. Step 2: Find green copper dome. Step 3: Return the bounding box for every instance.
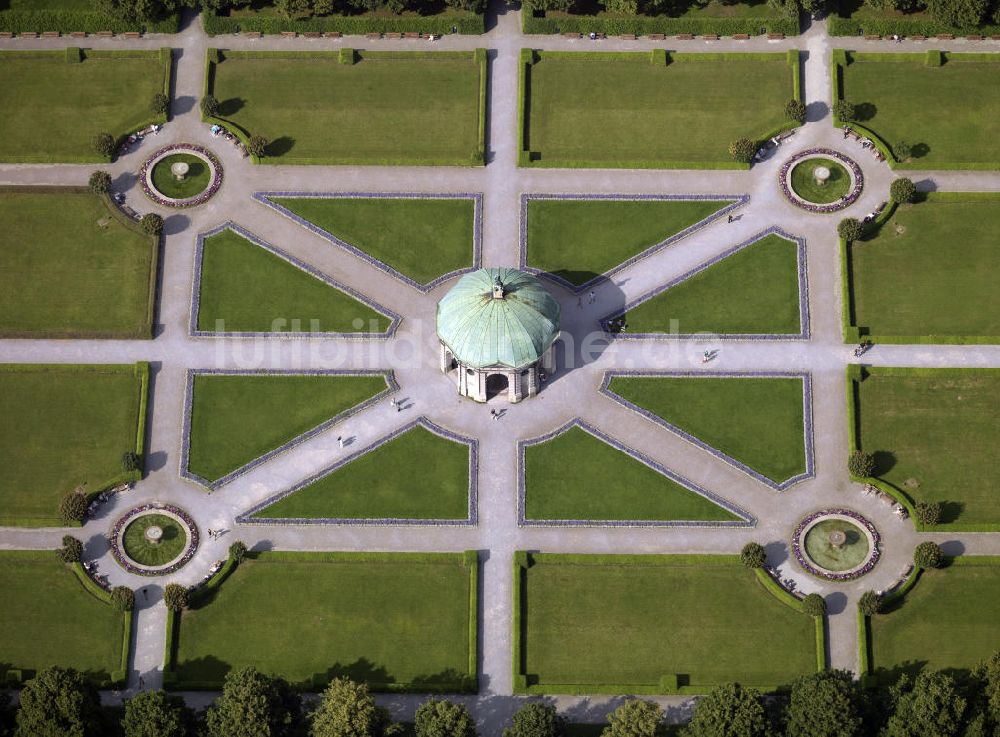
[437,267,561,370]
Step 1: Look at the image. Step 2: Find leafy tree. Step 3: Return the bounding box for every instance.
[163,583,189,611]
[833,100,856,122]
[800,0,829,13]
[784,670,862,737]
[15,666,101,737]
[275,0,313,16]
[60,490,89,524]
[682,683,766,737]
[603,699,662,737]
[915,501,942,526]
[784,98,807,123]
[890,177,917,204]
[929,0,987,27]
[894,140,912,161]
[58,535,83,563]
[205,666,302,737]
[604,0,640,11]
[93,132,116,159]
[970,651,1000,731]
[914,541,944,570]
[858,590,882,617]
[247,135,269,158]
[414,700,476,737]
[728,138,756,164]
[883,670,966,737]
[111,586,134,612]
[802,593,827,617]
[504,703,562,737]
[122,690,190,737]
[89,171,112,194]
[122,451,142,472]
[140,213,164,236]
[740,542,767,569]
[314,0,335,13]
[847,449,875,476]
[150,92,169,116]
[310,678,399,737]
[201,94,219,119]
[230,540,248,563]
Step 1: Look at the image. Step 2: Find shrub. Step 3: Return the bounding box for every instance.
[163,583,190,612]
[848,449,876,477]
[88,171,112,194]
[123,690,189,737]
[504,702,562,737]
[121,450,142,473]
[339,47,357,64]
[201,94,219,119]
[57,535,83,563]
[915,501,942,526]
[802,593,827,616]
[415,700,476,737]
[150,92,169,116]
[895,140,912,161]
[914,541,944,569]
[310,677,397,737]
[111,586,135,612]
[833,99,856,122]
[247,135,268,158]
[229,541,248,563]
[93,132,116,159]
[859,590,882,616]
[740,542,767,569]
[925,48,945,66]
[890,177,917,204]
[205,666,302,737]
[602,699,662,737]
[140,213,164,236]
[59,490,89,524]
[15,667,101,737]
[784,98,807,124]
[729,137,756,164]
[683,684,766,737]
[785,670,862,737]
[65,46,84,63]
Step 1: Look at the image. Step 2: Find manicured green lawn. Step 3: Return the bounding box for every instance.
[122,514,187,566]
[210,50,484,165]
[840,54,1000,168]
[197,229,390,334]
[0,551,124,680]
[607,375,807,485]
[0,50,167,163]
[0,189,155,338]
[623,234,801,335]
[518,554,817,690]
[186,373,389,485]
[173,552,476,689]
[849,195,1000,340]
[526,198,728,286]
[790,159,850,203]
[151,154,211,200]
[870,560,1000,676]
[253,426,470,520]
[272,197,476,285]
[523,426,738,522]
[855,368,1000,528]
[523,52,792,167]
[0,364,145,526]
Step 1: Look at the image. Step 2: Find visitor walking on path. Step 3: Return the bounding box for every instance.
[588,290,596,304]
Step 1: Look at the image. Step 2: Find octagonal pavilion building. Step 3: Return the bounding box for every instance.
[437,267,560,403]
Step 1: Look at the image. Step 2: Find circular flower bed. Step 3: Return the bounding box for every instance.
[792,508,880,581]
[110,504,200,576]
[780,148,863,213]
[140,144,223,208]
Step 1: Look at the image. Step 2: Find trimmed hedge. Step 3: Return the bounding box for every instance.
[69,562,132,686]
[203,10,484,36]
[828,13,1000,37]
[0,9,180,34]
[521,12,798,36]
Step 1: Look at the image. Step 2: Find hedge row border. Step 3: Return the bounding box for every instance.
[599,369,815,491]
[599,225,811,341]
[179,368,399,491]
[516,418,755,527]
[518,192,749,293]
[189,221,401,339]
[0,9,178,34]
[68,560,132,686]
[253,191,483,293]
[203,9,485,36]
[521,11,799,36]
[235,415,479,526]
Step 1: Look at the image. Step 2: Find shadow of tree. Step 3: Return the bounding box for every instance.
[854,102,878,122]
[872,450,896,476]
[266,137,296,157]
[217,97,245,116]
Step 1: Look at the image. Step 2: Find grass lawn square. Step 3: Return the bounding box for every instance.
[522,52,793,168]
[518,554,817,691]
[848,194,1000,341]
[0,364,146,526]
[606,375,808,486]
[523,426,739,523]
[173,552,476,689]
[0,551,124,680]
[271,197,476,286]
[525,198,730,286]
[0,50,167,163]
[251,425,471,521]
[854,368,1000,529]
[0,189,156,338]
[185,372,390,486]
[870,559,1000,676]
[622,233,802,335]
[840,53,1000,168]
[195,228,390,334]
[209,50,484,165]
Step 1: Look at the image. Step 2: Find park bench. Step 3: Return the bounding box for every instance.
[281,31,297,37]
[404,32,420,38]
[647,33,666,40]
[123,31,141,38]
[70,31,86,37]
[366,32,382,39]
[19,32,38,38]
[767,32,785,39]
[732,33,750,39]
[563,32,581,38]
[676,33,693,39]
[303,31,321,38]
[386,31,403,39]
[95,30,113,36]
[702,34,719,40]
[936,33,954,39]
[992,35,1000,40]
[910,34,926,40]
[864,34,880,40]
[244,31,261,38]
[619,33,636,40]
[324,31,342,37]
[0,32,12,38]
[42,31,60,37]
[966,34,983,40]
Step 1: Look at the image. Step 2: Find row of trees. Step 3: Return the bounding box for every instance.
[205,0,485,17]
[861,0,1000,30]
[523,0,798,18]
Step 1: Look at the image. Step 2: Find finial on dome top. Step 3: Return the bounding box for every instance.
[492,275,505,299]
